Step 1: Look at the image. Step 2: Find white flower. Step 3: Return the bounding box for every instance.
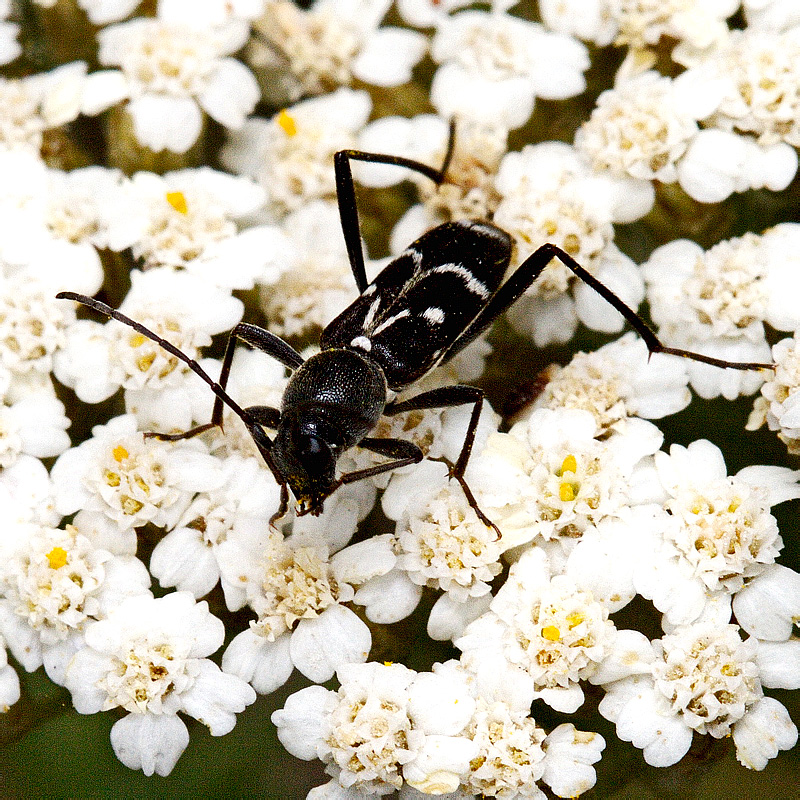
[457,548,619,713]
[680,27,800,150]
[54,268,243,403]
[463,696,549,799]
[150,454,280,603]
[611,0,738,53]
[104,167,275,290]
[397,0,477,28]
[272,660,478,795]
[578,64,796,203]
[538,0,618,46]
[0,158,114,297]
[492,141,650,347]
[159,0,267,26]
[348,368,498,494]
[0,62,101,153]
[0,453,59,529]
[633,440,800,626]
[367,116,507,226]
[643,226,800,399]
[32,0,141,25]
[575,71,702,185]
[0,272,76,379]
[431,660,604,799]
[258,200,359,337]
[44,165,129,252]
[251,0,426,97]
[51,413,224,531]
[743,0,800,31]
[732,563,800,641]
[0,379,70,468]
[540,723,606,798]
[470,408,663,551]
[542,0,737,53]
[0,519,151,684]
[430,10,589,130]
[385,460,504,603]
[749,330,800,453]
[96,16,259,152]
[221,532,395,693]
[0,635,20,712]
[675,127,797,204]
[221,88,372,215]
[527,333,691,430]
[201,346,289,460]
[64,592,256,775]
[597,622,797,769]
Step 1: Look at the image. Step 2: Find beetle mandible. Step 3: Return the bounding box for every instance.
[58,123,774,532]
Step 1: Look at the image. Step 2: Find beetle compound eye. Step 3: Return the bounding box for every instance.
[299,434,324,457]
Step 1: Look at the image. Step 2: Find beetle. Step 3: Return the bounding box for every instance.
[57,125,774,532]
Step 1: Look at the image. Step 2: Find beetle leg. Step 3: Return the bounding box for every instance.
[438,245,775,372]
[56,292,292,516]
[333,121,456,293]
[338,437,423,486]
[384,385,500,538]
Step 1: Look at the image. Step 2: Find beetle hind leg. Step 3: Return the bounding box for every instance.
[384,384,501,539]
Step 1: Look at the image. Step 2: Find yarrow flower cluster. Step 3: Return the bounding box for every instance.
[2,0,800,795]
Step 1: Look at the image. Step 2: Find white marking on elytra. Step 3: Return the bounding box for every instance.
[372,309,410,336]
[362,297,381,330]
[432,263,490,298]
[407,246,423,270]
[423,307,445,325]
[350,335,372,351]
[363,283,377,296]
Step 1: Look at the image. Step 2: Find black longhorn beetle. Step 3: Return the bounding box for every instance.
[57,124,774,533]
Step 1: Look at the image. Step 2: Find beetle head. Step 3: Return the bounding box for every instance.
[270,414,340,517]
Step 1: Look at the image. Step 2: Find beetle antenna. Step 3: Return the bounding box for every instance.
[56,292,251,422]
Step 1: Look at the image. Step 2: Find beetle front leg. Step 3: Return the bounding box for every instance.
[148,323,303,441]
[384,385,500,537]
[338,437,423,486]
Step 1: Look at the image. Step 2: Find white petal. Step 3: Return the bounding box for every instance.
[63,647,111,712]
[222,629,294,695]
[150,527,219,598]
[271,685,332,760]
[427,593,492,641]
[756,640,800,689]
[732,697,798,770]
[331,534,396,585]
[352,28,427,86]
[408,674,475,735]
[542,723,605,799]
[431,63,534,130]
[180,660,256,735]
[110,713,190,776]
[403,735,478,791]
[198,58,259,129]
[677,129,750,203]
[590,629,655,685]
[354,569,423,624]
[290,605,371,683]
[733,564,800,640]
[81,70,129,115]
[617,688,692,767]
[127,95,203,154]
[535,684,585,713]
